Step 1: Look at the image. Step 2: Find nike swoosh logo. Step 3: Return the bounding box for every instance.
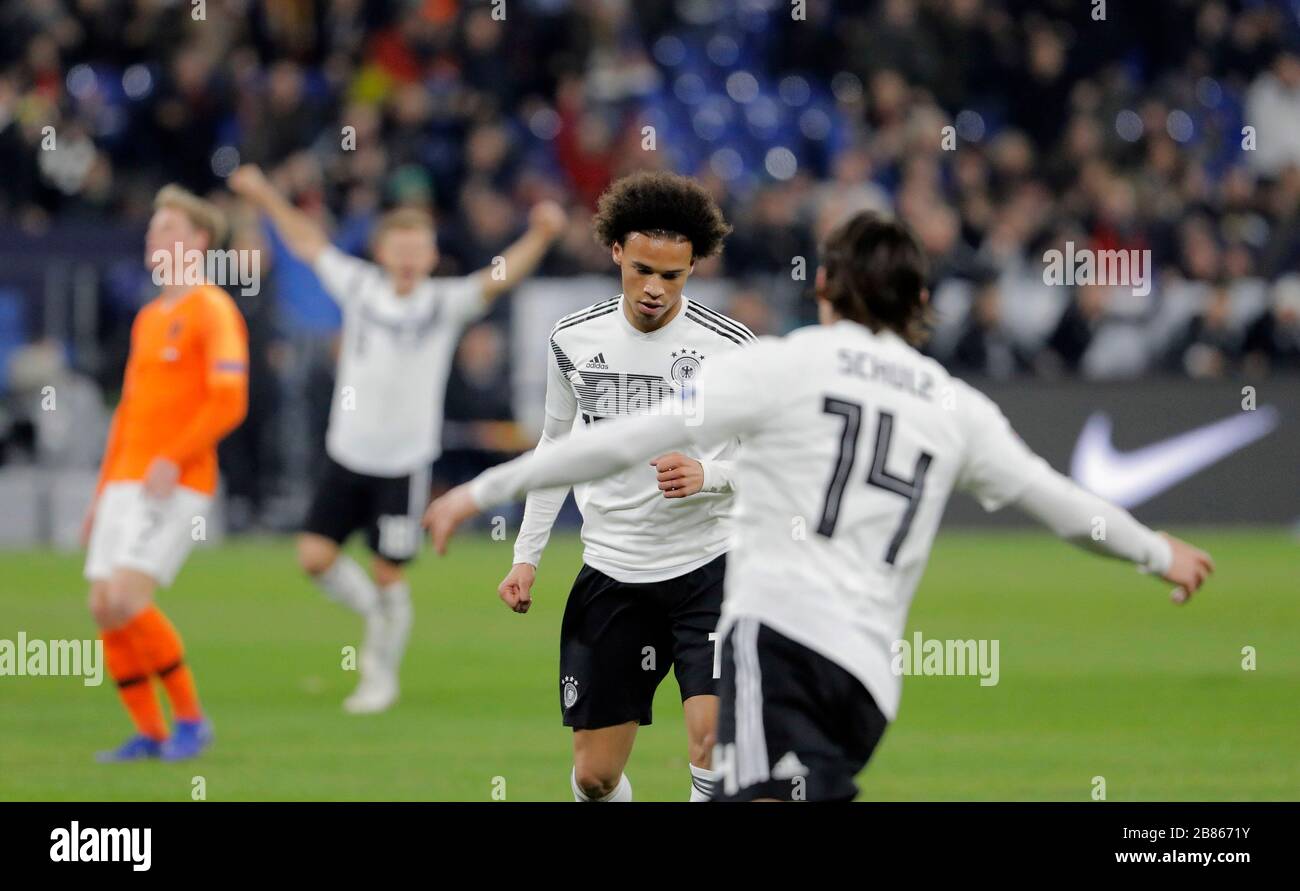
[1069,407,1280,508]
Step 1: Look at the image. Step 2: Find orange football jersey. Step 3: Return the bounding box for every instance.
[97,285,249,496]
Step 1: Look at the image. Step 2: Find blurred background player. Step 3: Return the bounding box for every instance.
[229,164,566,713]
[84,185,249,762]
[490,172,751,801]
[425,211,1215,801]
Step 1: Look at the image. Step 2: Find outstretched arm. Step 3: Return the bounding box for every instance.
[955,381,1214,603]
[1011,458,1212,601]
[426,411,694,554]
[424,343,776,553]
[229,165,330,264]
[473,201,567,305]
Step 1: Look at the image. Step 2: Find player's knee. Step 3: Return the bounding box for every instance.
[103,573,153,626]
[297,536,337,577]
[572,764,621,801]
[87,584,115,628]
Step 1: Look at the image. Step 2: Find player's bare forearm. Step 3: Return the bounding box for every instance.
[229,165,329,263]
[475,201,566,302]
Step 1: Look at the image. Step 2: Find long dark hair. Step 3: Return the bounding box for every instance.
[820,211,931,345]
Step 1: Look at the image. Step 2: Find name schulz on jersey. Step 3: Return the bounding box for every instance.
[50,822,151,871]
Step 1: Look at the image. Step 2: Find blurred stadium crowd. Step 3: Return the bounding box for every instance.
[1,0,1299,528]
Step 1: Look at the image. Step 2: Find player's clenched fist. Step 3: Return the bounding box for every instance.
[1157,532,1215,604]
[528,200,568,240]
[227,164,273,202]
[651,452,704,498]
[498,563,537,614]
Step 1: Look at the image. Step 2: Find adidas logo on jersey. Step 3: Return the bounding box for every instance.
[584,352,609,370]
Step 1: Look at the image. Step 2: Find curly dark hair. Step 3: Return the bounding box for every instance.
[592,171,732,259]
[820,211,931,345]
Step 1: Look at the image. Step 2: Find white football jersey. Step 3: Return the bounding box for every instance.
[694,320,1056,720]
[514,294,755,582]
[473,316,1172,722]
[314,246,484,477]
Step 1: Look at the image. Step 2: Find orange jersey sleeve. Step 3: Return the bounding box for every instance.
[100,286,250,495]
[155,289,250,468]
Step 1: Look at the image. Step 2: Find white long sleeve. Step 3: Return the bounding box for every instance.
[1011,456,1173,575]
[510,334,581,567]
[511,425,571,567]
[472,413,692,509]
[699,457,737,493]
[953,378,1172,576]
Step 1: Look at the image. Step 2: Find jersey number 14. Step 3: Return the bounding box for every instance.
[817,396,934,565]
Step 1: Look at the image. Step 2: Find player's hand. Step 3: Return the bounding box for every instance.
[422,483,482,555]
[498,563,537,614]
[529,200,567,240]
[79,498,98,548]
[651,452,704,498]
[142,458,180,500]
[1158,532,1215,604]
[228,164,272,202]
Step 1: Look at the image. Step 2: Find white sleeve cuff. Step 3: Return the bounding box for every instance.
[1140,533,1174,576]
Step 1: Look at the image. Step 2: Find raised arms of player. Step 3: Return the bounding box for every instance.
[228,165,329,263]
[473,202,567,306]
[953,381,1214,602]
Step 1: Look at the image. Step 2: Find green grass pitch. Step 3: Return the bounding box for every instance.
[1,530,1296,801]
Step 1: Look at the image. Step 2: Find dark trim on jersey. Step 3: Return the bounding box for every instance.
[688,301,757,342]
[551,299,620,335]
[555,296,619,326]
[685,309,746,346]
[550,338,576,376]
[552,305,619,335]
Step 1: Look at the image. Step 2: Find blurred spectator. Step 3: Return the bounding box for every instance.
[950,285,1028,379]
[1245,48,1300,176]
[6,340,107,468]
[1043,287,1110,375]
[1167,286,1241,379]
[1243,277,1300,373]
[437,321,522,489]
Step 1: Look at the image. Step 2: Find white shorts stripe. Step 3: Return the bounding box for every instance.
[407,463,430,520]
[734,618,769,789]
